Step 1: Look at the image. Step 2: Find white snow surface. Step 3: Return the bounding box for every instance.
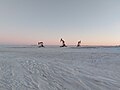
[0,46,120,90]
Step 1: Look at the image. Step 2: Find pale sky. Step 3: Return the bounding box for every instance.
[0,0,120,45]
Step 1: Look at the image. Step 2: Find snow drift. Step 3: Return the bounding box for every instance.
[0,46,120,90]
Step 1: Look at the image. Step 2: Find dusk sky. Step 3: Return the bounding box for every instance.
[0,0,120,45]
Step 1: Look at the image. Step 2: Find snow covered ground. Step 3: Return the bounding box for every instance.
[0,46,120,90]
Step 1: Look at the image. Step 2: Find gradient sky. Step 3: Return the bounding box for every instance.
[0,0,120,45]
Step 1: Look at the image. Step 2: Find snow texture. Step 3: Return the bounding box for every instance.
[0,46,120,90]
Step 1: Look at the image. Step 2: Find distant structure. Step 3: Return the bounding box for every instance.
[77,40,81,47]
[38,42,44,47]
[60,38,67,47]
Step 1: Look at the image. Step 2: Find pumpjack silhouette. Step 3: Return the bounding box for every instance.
[77,40,81,47]
[38,42,44,48]
[60,38,67,47]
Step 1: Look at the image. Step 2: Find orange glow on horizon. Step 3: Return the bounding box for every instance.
[0,35,119,46]
[0,39,119,46]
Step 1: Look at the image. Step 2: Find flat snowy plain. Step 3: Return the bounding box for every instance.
[0,45,120,90]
